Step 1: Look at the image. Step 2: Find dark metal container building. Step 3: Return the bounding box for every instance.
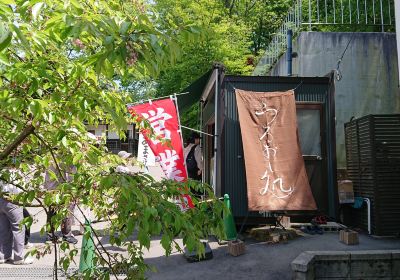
[180,65,338,222]
[344,114,400,236]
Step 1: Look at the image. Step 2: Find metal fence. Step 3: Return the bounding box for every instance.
[253,0,395,75]
[304,0,394,32]
[106,139,138,157]
[304,0,394,30]
[253,2,302,76]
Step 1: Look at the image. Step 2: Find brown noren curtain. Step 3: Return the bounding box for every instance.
[236,89,317,211]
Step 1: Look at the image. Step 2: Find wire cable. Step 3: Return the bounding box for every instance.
[335,33,355,81]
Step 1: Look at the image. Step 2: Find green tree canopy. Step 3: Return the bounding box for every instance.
[145,0,292,130]
[0,1,224,278]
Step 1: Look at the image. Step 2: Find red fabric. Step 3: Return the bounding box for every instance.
[128,99,194,210]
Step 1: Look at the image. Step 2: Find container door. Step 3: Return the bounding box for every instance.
[296,104,328,213]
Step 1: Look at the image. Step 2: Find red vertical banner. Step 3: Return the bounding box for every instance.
[127,98,194,211]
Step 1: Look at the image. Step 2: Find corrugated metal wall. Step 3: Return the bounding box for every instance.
[221,76,336,219]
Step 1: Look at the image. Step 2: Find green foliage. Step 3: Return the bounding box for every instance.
[0,1,224,279]
[153,0,254,98]
[147,0,293,128]
[222,0,292,56]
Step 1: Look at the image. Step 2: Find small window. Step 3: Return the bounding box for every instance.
[296,109,321,156]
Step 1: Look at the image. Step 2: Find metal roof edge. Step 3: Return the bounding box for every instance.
[224,75,331,84]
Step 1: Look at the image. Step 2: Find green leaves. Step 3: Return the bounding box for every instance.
[0,1,226,278]
[0,22,11,51]
[32,2,44,21]
[70,0,83,11]
[28,99,47,119]
[11,24,30,51]
[21,214,33,229]
[0,53,9,65]
[160,234,171,252]
[61,136,68,147]
[137,228,150,249]
[119,21,131,35]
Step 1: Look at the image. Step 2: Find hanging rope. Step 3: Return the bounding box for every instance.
[181,125,214,137]
[292,80,303,91]
[335,33,355,81]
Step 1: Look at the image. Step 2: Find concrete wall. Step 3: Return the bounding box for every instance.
[268,32,400,167]
[292,250,400,279]
[86,124,107,138]
[395,2,400,84]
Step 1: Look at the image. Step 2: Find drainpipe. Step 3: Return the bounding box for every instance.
[200,100,204,185]
[363,198,371,235]
[287,29,293,76]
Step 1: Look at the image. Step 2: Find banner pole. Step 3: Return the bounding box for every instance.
[173,94,188,177]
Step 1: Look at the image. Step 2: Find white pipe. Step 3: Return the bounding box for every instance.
[212,68,218,195]
[363,197,371,235]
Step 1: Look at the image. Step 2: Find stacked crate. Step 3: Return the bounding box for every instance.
[345,115,400,236]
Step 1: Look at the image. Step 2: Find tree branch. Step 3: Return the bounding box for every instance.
[32,131,67,182]
[0,112,18,123]
[0,194,42,207]
[0,122,35,160]
[0,175,47,209]
[229,0,236,16]
[11,51,25,62]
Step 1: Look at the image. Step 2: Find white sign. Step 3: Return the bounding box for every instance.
[255,101,294,199]
[137,133,156,166]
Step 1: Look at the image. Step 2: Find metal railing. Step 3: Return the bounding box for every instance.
[253,0,395,75]
[106,139,138,156]
[304,0,394,30]
[253,1,302,76]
